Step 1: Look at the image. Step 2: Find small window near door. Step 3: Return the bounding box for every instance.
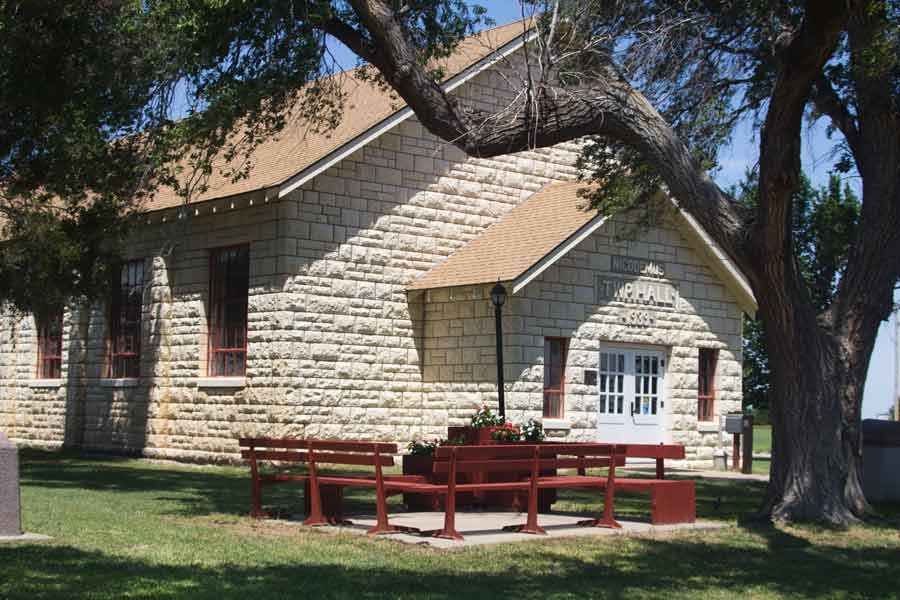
[208,245,250,376]
[543,338,568,418]
[698,349,718,421]
[37,311,63,379]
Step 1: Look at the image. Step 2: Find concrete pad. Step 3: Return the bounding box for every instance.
[624,467,769,482]
[307,511,728,549]
[0,532,52,543]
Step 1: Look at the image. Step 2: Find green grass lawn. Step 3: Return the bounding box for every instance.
[753,425,773,454]
[3,449,899,600]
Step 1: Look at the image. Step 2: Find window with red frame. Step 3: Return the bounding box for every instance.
[37,311,63,379]
[698,348,718,421]
[543,337,568,418]
[108,260,144,378]
[208,245,249,376]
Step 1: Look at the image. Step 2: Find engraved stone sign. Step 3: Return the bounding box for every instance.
[610,255,666,279]
[0,431,22,537]
[596,277,680,309]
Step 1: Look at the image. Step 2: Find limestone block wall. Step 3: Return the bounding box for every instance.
[420,208,743,466]
[0,308,76,447]
[0,53,585,460]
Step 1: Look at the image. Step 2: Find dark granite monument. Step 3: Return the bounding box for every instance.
[0,431,22,537]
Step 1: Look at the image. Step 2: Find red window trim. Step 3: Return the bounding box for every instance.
[698,348,718,422]
[543,337,568,419]
[107,259,144,379]
[36,312,63,379]
[207,244,249,377]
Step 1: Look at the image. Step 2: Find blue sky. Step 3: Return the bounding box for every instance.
[327,2,898,419]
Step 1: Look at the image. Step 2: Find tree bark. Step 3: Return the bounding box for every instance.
[327,0,897,524]
[760,298,872,523]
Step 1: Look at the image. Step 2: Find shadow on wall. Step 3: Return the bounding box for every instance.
[61,255,176,455]
[52,115,574,452]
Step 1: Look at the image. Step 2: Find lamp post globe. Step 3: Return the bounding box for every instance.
[491,282,507,308]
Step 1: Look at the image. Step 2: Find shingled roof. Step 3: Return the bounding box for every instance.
[146,20,530,211]
[407,181,602,291]
[407,180,758,314]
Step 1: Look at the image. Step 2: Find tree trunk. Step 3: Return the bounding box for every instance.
[760,302,871,524]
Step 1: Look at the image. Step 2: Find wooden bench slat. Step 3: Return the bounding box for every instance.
[432,456,625,473]
[536,476,610,489]
[433,458,536,473]
[311,452,394,466]
[240,437,309,449]
[239,437,398,453]
[434,445,538,459]
[259,474,308,483]
[453,481,532,492]
[242,450,309,462]
[241,449,393,466]
[539,443,624,456]
[309,440,399,453]
[619,443,685,459]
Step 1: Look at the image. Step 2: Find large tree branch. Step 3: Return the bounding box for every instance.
[830,3,900,338]
[342,0,749,271]
[752,1,850,319]
[319,17,379,66]
[810,75,861,156]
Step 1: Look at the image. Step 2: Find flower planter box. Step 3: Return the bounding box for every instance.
[401,454,441,511]
[401,454,475,510]
[446,426,556,511]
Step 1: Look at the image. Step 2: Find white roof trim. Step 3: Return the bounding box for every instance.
[511,195,757,315]
[278,29,536,199]
[512,212,609,294]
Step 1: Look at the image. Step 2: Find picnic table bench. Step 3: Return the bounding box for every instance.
[238,437,423,534]
[581,443,695,525]
[385,443,627,540]
[239,438,696,540]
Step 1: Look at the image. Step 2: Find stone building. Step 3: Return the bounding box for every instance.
[0,22,755,466]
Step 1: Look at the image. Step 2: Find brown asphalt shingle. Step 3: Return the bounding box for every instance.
[407,181,600,291]
[146,20,530,211]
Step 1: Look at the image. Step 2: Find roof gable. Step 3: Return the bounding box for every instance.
[406,181,602,291]
[408,182,757,315]
[145,20,531,212]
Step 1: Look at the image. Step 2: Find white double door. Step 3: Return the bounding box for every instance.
[596,346,667,444]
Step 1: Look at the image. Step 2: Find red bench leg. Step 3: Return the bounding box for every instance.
[505,446,546,535]
[434,448,463,540]
[367,452,419,535]
[578,448,621,529]
[303,444,329,527]
[248,451,268,518]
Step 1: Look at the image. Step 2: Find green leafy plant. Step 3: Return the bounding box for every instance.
[520,418,546,442]
[470,405,504,429]
[489,422,522,443]
[440,437,467,446]
[407,439,441,456]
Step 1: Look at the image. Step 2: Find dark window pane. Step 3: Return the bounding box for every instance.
[543,338,568,418]
[108,260,143,378]
[209,246,249,376]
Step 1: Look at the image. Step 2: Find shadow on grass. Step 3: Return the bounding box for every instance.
[2,524,899,600]
[19,447,899,527]
[18,448,409,518]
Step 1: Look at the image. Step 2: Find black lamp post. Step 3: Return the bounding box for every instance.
[490,281,507,419]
